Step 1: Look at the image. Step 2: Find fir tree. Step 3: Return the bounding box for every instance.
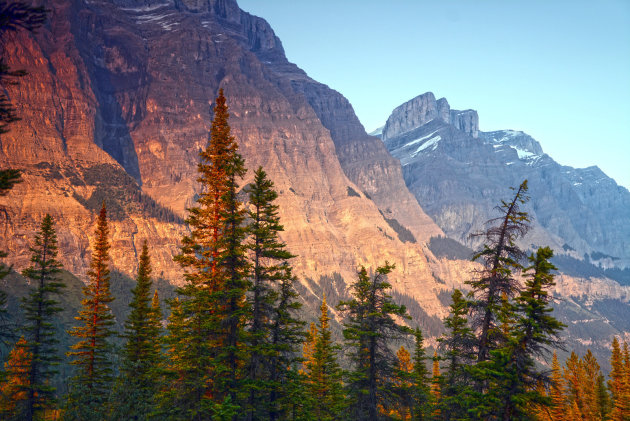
[66,203,115,419]
[548,352,567,421]
[411,328,431,420]
[431,351,441,418]
[468,180,530,364]
[392,346,414,420]
[0,337,31,419]
[491,247,565,420]
[337,263,412,420]
[564,351,585,419]
[266,264,306,420]
[304,296,344,421]
[244,167,300,420]
[166,89,248,417]
[609,337,630,420]
[437,289,476,420]
[19,214,65,420]
[111,240,162,420]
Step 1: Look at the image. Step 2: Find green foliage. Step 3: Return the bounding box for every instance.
[467,180,530,364]
[304,297,345,420]
[337,263,412,420]
[18,215,65,420]
[110,241,162,420]
[244,167,305,420]
[161,89,250,417]
[437,289,476,420]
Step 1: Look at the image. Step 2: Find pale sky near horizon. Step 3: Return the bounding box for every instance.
[238,0,630,190]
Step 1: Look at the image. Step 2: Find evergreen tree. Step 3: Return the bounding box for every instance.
[467,180,530,364]
[0,337,31,419]
[411,328,431,420]
[437,289,476,420]
[19,214,65,420]
[244,167,300,420]
[165,88,248,417]
[392,345,413,420]
[304,296,344,421]
[157,296,192,418]
[111,240,162,420]
[548,352,567,421]
[609,337,630,420]
[337,263,412,420]
[564,351,585,419]
[266,264,306,420]
[66,203,115,419]
[431,351,441,418]
[490,247,564,420]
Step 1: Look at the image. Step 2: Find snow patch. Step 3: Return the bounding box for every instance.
[410,135,441,157]
[402,130,440,149]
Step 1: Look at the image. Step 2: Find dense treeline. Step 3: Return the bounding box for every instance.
[0,7,628,418]
[0,89,628,420]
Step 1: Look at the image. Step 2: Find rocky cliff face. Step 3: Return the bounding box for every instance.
[382,92,479,140]
[380,92,630,267]
[0,0,452,322]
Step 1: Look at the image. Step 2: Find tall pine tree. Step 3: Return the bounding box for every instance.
[165,88,248,418]
[337,263,412,420]
[304,296,345,421]
[20,214,65,421]
[66,202,115,419]
[111,240,162,420]
[244,167,301,420]
[467,180,530,364]
[437,289,476,420]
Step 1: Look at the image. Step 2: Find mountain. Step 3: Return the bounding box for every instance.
[1,0,628,366]
[380,92,630,268]
[0,0,452,326]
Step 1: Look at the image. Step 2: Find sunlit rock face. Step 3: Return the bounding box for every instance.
[0,0,450,321]
[2,0,629,362]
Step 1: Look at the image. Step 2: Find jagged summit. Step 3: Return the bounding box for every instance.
[380,93,630,266]
[382,92,479,141]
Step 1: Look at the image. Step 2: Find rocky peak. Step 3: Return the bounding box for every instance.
[450,109,479,138]
[382,92,479,140]
[382,92,442,141]
[481,130,543,155]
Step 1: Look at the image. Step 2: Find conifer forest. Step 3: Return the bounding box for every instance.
[1,2,629,421]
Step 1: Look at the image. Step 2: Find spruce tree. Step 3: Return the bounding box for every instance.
[304,296,344,421]
[111,240,162,420]
[548,352,567,421]
[337,263,412,420]
[564,351,585,419]
[166,88,248,417]
[0,337,31,419]
[431,351,441,418]
[411,328,431,420]
[437,289,475,420]
[244,167,301,420]
[20,214,65,420]
[467,180,530,364]
[266,264,306,420]
[491,247,564,420]
[392,345,413,420]
[609,337,630,420]
[66,203,115,419]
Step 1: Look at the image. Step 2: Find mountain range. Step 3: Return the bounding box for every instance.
[0,0,628,365]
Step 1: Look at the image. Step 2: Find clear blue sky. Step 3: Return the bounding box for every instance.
[238,0,630,189]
